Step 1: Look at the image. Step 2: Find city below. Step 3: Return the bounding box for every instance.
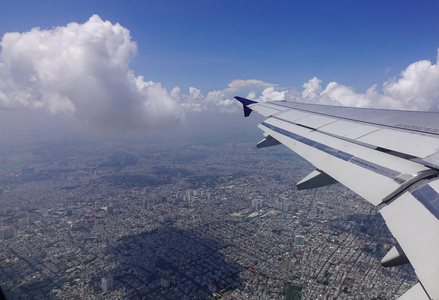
[0,135,417,299]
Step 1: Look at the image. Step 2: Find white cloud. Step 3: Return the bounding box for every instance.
[282,51,439,111]
[0,15,183,131]
[223,79,277,93]
[175,53,439,114]
[0,14,279,131]
[174,79,280,113]
[218,50,439,113]
[382,54,439,110]
[175,56,439,113]
[301,77,323,102]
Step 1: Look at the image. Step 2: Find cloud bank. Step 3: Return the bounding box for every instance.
[284,54,439,110]
[174,51,439,113]
[0,15,183,131]
[1,15,439,134]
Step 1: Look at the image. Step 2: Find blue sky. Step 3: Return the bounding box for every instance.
[1,0,438,93]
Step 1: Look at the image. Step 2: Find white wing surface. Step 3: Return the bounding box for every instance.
[236,97,439,300]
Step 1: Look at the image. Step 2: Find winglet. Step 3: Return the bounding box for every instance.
[235,96,257,117]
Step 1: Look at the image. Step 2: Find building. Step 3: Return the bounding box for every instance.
[208,282,217,292]
[161,277,170,288]
[103,206,114,215]
[186,190,193,201]
[251,199,263,210]
[0,226,12,240]
[159,213,179,224]
[274,200,291,212]
[101,276,113,292]
[295,235,305,246]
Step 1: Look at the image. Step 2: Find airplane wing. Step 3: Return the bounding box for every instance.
[235,96,439,300]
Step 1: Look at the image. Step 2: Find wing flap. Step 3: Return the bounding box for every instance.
[260,117,429,206]
[290,114,338,129]
[381,181,439,299]
[357,128,439,158]
[275,109,312,122]
[319,120,381,140]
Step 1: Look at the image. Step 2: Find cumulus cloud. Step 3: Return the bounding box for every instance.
[176,52,439,113]
[201,50,439,112]
[0,15,276,131]
[282,51,439,111]
[0,15,183,131]
[223,79,277,93]
[174,79,279,113]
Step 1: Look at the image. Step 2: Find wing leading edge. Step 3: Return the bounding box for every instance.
[236,96,439,300]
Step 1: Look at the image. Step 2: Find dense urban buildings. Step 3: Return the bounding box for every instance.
[0,136,417,299]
